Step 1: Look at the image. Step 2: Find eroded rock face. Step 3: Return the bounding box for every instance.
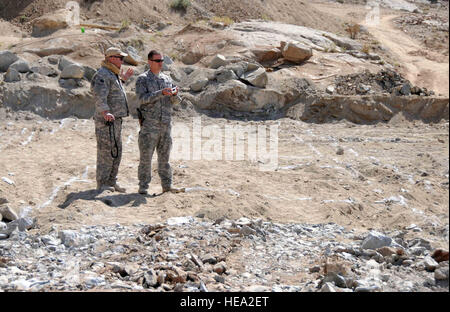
[31,9,69,37]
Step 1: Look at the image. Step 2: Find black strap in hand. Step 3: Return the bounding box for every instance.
[106,121,119,159]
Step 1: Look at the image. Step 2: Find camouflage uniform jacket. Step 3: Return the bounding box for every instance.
[135,70,175,125]
[91,67,129,121]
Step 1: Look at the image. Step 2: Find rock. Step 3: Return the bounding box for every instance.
[0,205,19,222]
[162,55,174,71]
[31,9,69,37]
[281,41,313,63]
[0,221,5,230]
[12,217,34,231]
[210,54,228,69]
[376,246,398,257]
[59,230,93,248]
[309,266,321,273]
[214,274,225,283]
[9,60,31,73]
[30,65,58,77]
[58,57,77,71]
[41,235,61,246]
[124,46,142,66]
[213,262,227,275]
[361,231,392,250]
[0,220,18,235]
[250,47,282,63]
[143,269,159,288]
[242,67,268,88]
[326,85,335,94]
[400,83,411,96]
[59,78,83,89]
[432,249,449,263]
[322,33,363,51]
[0,51,19,72]
[240,225,257,236]
[190,77,209,92]
[320,282,337,292]
[83,66,96,82]
[216,68,238,83]
[201,254,217,264]
[60,64,85,79]
[0,233,7,240]
[336,147,344,155]
[0,213,2,222]
[166,267,187,284]
[244,285,271,292]
[434,264,449,281]
[424,256,439,272]
[3,68,21,83]
[354,285,381,292]
[47,55,61,65]
[0,198,7,205]
[181,51,203,65]
[323,272,347,288]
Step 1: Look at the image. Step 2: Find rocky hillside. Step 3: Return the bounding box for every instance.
[0,0,448,293]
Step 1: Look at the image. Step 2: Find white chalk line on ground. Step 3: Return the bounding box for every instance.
[38,165,93,210]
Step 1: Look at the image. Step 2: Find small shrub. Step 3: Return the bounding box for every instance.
[119,19,130,32]
[170,0,191,11]
[261,14,271,21]
[361,44,371,54]
[345,23,360,39]
[212,16,234,26]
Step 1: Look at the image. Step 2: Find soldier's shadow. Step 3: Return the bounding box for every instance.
[58,189,162,209]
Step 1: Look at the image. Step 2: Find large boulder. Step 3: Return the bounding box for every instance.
[242,67,268,88]
[58,56,79,71]
[30,64,59,77]
[4,68,21,83]
[215,68,238,83]
[362,231,392,250]
[282,41,313,63]
[31,9,69,37]
[0,51,19,72]
[181,50,203,65]
[9,60,31,73]
[210,54,229,69]
[190,77,209,92]
[60,64,85,79]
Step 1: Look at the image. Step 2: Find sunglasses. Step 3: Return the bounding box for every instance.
[151,59,164,63]
[111,56,124,60]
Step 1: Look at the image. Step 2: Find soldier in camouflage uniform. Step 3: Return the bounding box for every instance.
[91,47,133,193]
[135,50,184,195]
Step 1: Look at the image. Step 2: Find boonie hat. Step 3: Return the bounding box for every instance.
[105,47,127,58]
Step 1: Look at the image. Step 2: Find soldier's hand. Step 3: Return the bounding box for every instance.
[103,111,115,122]
[171,86,179,96]
[120,68,134,82]
[162,88,173,96]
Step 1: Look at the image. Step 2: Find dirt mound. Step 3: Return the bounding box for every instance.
[0,0,350,35]
[334,69,436,96]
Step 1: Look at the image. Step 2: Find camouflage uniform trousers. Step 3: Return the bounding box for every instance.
[95,118,123,188]
[138,121,172,191]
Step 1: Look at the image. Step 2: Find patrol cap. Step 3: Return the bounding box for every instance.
[105,47,128,58]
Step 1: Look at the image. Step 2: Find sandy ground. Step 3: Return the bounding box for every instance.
[0,110,448,248]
